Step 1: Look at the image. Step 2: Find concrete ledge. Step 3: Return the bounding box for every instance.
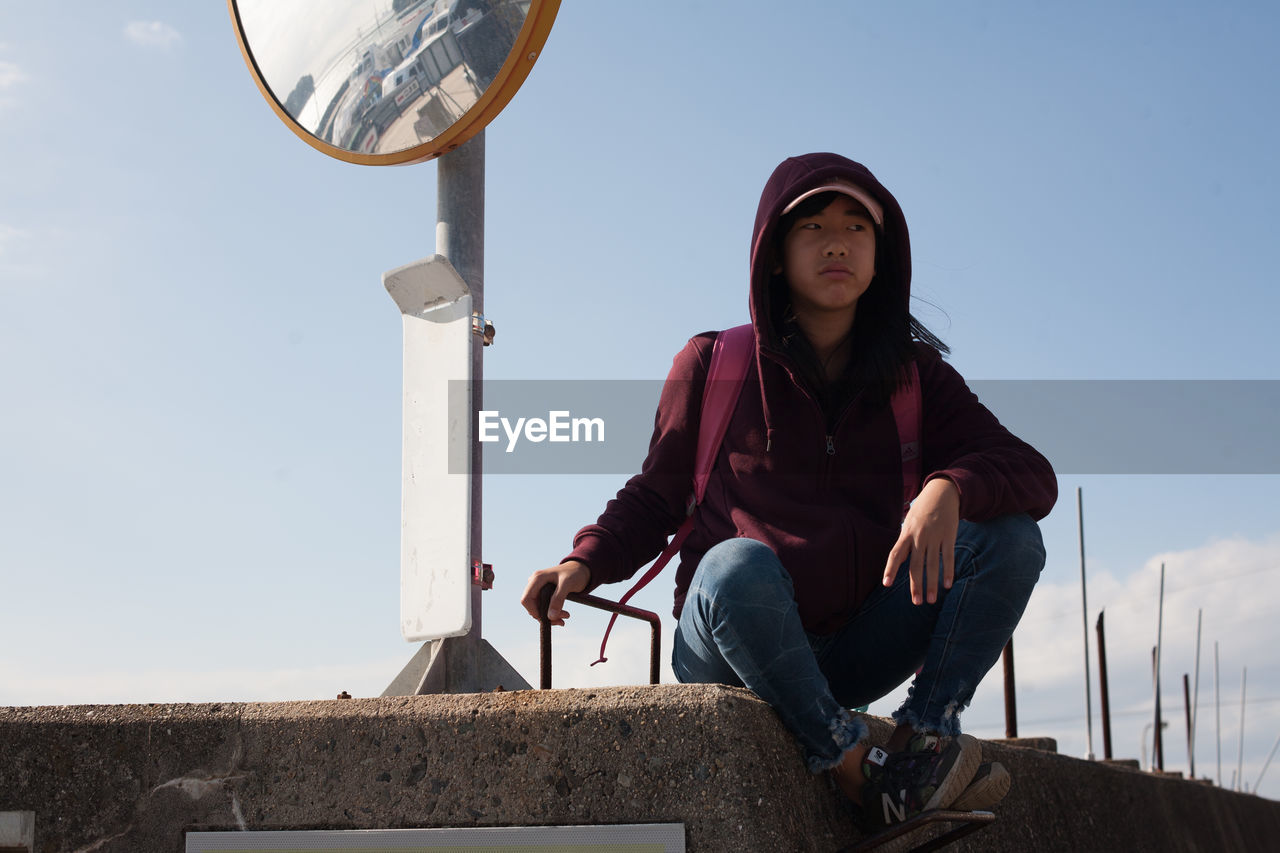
[3,685,1279,852]
[991,736,1058,752]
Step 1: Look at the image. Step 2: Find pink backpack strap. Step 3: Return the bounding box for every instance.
[693,325,755,501]
[591,325,754,666]
[891,361,922,519]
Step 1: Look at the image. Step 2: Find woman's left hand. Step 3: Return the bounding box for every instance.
[883,477,961,605]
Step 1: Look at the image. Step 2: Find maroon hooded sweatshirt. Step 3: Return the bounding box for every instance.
[566,153,1058,635]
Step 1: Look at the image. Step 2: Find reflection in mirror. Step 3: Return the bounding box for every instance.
[236,0,527,156]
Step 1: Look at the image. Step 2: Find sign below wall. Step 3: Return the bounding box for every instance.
[187,823,686,852]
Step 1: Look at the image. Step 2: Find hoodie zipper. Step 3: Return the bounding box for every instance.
[760,346,861,617]
[821,420,859,621]
[760,346,844,480]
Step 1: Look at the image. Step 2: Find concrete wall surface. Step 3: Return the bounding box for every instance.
[2,684,1278,852]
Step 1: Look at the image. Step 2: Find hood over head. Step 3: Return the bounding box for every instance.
[749,153,912,348]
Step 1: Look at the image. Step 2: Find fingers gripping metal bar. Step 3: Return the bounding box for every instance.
[537,585,662,689]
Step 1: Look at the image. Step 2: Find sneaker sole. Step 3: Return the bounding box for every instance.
[950,760,1011,811]
[922,733,982,811]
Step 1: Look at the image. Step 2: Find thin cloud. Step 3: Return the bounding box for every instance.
[0,223,27,256]
[1014,534,1280,691]
[0,60,24,89]
[958,532,1280,788]
[0,224,52,282]
[0,60,24,111]
[0,657,407,706]
[123,21,183,50]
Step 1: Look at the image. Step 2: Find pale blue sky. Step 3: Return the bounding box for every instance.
[2,1,1279,797]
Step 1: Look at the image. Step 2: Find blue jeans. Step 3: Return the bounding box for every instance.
[671,515,1045,772]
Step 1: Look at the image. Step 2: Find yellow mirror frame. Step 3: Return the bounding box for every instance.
[228,0,561,166]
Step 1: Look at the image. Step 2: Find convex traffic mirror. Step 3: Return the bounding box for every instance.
[229,0,559,165]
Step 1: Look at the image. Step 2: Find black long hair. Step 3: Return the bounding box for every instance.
[770,191,948,406]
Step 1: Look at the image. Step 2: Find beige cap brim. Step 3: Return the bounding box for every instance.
[781,180,884,227]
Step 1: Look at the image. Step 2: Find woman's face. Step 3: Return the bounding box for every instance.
[780,193,877,325]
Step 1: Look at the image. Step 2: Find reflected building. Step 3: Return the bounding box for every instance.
[301,0,525,155]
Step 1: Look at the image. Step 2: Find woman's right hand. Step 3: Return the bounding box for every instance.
[520,561,591,626]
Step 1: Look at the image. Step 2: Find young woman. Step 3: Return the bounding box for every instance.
[521,152,1057,828]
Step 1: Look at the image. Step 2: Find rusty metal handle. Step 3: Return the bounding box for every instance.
[537,585,662,689]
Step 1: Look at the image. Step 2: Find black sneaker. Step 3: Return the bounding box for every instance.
[860,732,981,828]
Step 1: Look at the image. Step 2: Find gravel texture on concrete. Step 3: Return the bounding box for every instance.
[3,684,1280,851]
[1,685,855,852]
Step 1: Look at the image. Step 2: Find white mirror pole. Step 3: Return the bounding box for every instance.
[383,130,530,695]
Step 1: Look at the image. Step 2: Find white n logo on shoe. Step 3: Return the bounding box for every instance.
[881,790,908,824]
